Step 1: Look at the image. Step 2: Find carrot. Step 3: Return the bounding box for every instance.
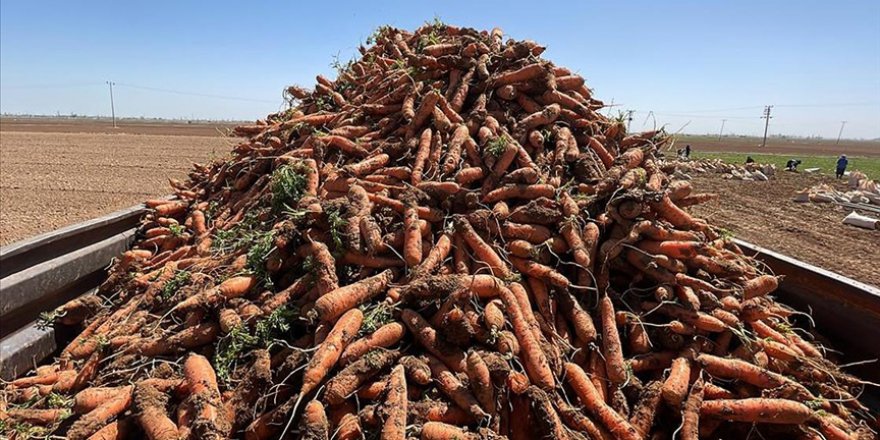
[454,217,512,278]
[564,362,641,440]
[324,348,398,405]
[425,355,487,421]
[403,203,423,266]
[497,285,555,390]
[301,308,364,397]
[133,384,179,440]
[629,380,662,438]
[466,351,495,416]
[381,364,408,440]
[599,295,627,384]
[305,241,339,295]
[300,400,329,440]
[508,256,568,287]
[483,183,555,203]
[557,288,597,344]
[344,153,390,177]
[650,195,706,231]
[6,408,67,425]
[742,274,779,299]
[312,269,394,321]
[642,301,727,333]
[420,421,478,440]
[700,398,813,424]
[483,299,506,331]
[491,63,546,86]
[680,378,705,440]
[74,386,131,414]
[411,128,433,185]
[182,353,228,438]
[442,124,470,174]
[401,309,467,372]
[412,233,453,278]
[85,419,132,440]
[661,356,691,408]
[67,389,132,440]
[525,386,570,440]
[695,354,789,390]
[340,321,406,365]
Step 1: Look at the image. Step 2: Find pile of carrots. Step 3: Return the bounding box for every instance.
[2,23,877,440]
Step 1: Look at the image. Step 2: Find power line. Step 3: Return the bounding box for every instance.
[114,83,277,103]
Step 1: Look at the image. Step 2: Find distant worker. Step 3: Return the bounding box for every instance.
[785,159,802,172]
[676,148,684,159]
[836,155,848,179]
[685,144,692,158]
[745,156,755,164]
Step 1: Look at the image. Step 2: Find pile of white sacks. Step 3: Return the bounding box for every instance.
[793,171,880,205]
[666,158,776,181]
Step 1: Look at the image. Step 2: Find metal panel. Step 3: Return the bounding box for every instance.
[0,322,56,381]
[0,204,147,278]
[0,230,135,337]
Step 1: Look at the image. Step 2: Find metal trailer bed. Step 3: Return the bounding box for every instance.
[2,204,879,404]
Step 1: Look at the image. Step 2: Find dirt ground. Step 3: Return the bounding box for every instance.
[676,135,880,157]
[688,172,880,287]
[0,119,236,244]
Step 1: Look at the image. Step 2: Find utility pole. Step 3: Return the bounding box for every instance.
[836,121,847,145]
[626,109,634,132]
[718,119,727,141]
[106,81,117,128]
[760,105,773,148]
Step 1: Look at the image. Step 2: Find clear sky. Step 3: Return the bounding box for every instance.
[2,0,879,139]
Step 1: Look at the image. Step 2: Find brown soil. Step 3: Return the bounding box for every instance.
[688,172,880,287]
[0,123,234,244]
[676,135,880,157]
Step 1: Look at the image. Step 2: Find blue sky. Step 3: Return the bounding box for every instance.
[1,1,879,139]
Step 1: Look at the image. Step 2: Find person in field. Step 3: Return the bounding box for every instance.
[745,156,755,164]
[785,159,802,171]
[684,144,691,158]
[836,155,848,179]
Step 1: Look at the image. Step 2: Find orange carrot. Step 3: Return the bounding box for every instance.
[700,398,813,424]
[483,184,555,203]
[425,355,487,421]
[509,256,569,287]
[599,295,627,384]
[497,285,555,390]
[680,378,705,440]
[466,351,495,416]
[133,384,179,440]
[302,308,364,397]
[381,364,408,440]
[6,408,67,425]
[340,321,406,365]
[300,400,329,440]
[312,269,394,321]
[742,274,779,299]
[420,421,478,440]
[402,309,467,372]
[411,128,433,185]
[323,348,399,405]
[661,357,691,408]
[564,362,641,440]
[404,203,423,266]
[454,216,512,279]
